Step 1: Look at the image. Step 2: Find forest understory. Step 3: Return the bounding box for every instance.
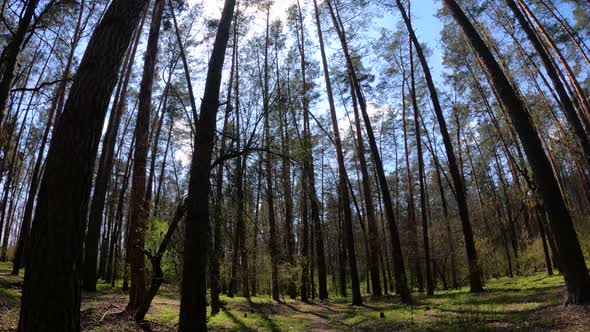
[2,262,590,331]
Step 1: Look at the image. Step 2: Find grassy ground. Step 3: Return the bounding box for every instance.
[1,261,589,331]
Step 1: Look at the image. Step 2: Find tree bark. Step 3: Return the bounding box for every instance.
[395,0,483,293]
[327,0,410,304]
[261,3,279,302]
[82,10,146,290]
[17,0,149,329]
[344,42,382,298]
[127,0,165,313]
[408,34,434,295]
[179,0,235,330]
[444,0,590,304]
[504,0,590,168]
[0,0,41,125]
[295,0,328,301]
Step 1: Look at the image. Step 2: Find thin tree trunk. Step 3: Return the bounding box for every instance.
[401,78,423,293]
[11,32,61,276]
[261,3,279,302]
[212,9,237,311]
[517,0,590,124]
[135,201,186,321]
[396,0,484,293]
[408,31,434,295]
[127,0,165,313]
[347,52,382,298]
[0,0,41,125]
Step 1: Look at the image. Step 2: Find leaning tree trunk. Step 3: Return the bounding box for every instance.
[17,0,149,330]
[409,35,434,295]
[504,0,590,169]
[443,0,590,304]
[517,0,590,124]
[135,201,186,321]
[82,11,145,290]
[395,0,483,293]
[212,9,237,310]
[0,0,41,125]
[349,71,382,298]
[11,33,60,276]
[326,0,410,304]
[127,0,165,313]
[179,0,236,330]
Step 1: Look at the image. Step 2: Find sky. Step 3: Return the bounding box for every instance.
[194,0,446,80]
[177,0,446,166]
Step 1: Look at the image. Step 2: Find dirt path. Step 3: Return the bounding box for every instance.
[279,301,339,332]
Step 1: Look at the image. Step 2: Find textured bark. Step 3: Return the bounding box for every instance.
[127,0,165,313]
[444,0,590,304]
[82,11,145,290]
[179,0,235,330]
[17,0,149,329]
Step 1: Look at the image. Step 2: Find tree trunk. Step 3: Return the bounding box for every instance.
[396,0,484,293]
[0,0,41,125]
[261,4,279,302]
[517,0,590,124]
[327,0,410,304]
[127,0,165,313]
[347,49,382,298]
[179,0,235,330]
[83,11,145,290]
[409,33,434,295]
[504,0,590,168]
[17,0,149,329]
[444,0,590,304]
[294,0,328,301]
[11,33,60,276]
[135,201,186,321]
[212,8,237,311]
[401,78,423,293]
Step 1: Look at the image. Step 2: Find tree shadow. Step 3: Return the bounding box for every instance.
[222,308,255,332]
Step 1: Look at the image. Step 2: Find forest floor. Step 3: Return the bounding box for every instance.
[1,262,590,331]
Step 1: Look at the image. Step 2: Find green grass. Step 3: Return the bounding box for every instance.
[0,261,584,331]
